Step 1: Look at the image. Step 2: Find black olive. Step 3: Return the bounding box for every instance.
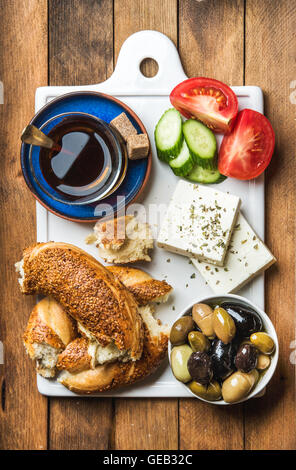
[235,344,258,373]
[220,302,263,337]
[210,339,237,380]
[187,351,213,385]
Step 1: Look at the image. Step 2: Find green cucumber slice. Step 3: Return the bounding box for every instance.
[154,108,183,162]
[169,140,194,177]
[183,119,217,169]
[187,165,227,184]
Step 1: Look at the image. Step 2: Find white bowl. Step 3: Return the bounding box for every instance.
[168,294,279,405]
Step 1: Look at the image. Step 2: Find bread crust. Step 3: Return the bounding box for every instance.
[23,297,78,377]
[58,320,168,394]
[57,337,92,373]
[19,242,144,361]
[23,297,77,356]
[107,266,173,306]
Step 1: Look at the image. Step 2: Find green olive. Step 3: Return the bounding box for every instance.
[192,303,215,339]
[222,369,259,403]
[189,380,222,401]
[213,307,236,344]
[170,316,195,346]
[170,345,193,383]
[257,353,271,370]
[188,331,210,352]
[250,332,275,355]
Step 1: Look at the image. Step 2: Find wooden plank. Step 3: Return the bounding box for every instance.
[48,0,114,450]
[0,0,48,450]
[244,0,296,450]
[180,400,244,450]
[112,399,178,450]
[178,0,245,450]
[49,399,113,450]
[113,0,179,450]
[114,0,178,77]
[179,0,245,84]
[49,0,113,86]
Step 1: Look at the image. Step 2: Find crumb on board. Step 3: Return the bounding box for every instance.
[85,233,97,245]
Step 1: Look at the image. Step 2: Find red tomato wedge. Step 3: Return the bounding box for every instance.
[218,109,275,180]
[170,77,238,134]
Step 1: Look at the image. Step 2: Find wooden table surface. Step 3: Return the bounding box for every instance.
[0,0,295,450]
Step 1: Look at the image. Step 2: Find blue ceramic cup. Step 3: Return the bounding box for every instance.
[27,111,127,206]
[20,91,150,222]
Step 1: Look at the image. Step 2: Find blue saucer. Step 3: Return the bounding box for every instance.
[21,92,151,222]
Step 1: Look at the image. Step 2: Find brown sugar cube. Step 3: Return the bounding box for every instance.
[110,112,137,141]
[127,133,150,160]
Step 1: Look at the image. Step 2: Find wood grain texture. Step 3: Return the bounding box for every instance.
[178,0,245,450]
[180,400,243,450]
[114,0,178,77]
[49,399,113,450]
[113,399,178,450]
[48,0,114,450]
[244,0,296,450]
[2,0,296,451]
[0,0,48,450]
[179,0,244,84]
[49,0,113,85]
[113,0,179,450]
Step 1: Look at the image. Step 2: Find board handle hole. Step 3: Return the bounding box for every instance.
[140,58,159,78]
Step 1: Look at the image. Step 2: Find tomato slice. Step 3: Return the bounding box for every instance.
[218,109,275,180]
[170,77,238,134]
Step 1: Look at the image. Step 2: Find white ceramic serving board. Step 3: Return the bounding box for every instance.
[35,31,265,397]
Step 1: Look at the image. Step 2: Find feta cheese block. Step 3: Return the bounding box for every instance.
[192,212,276,294]
[157,181,241,266]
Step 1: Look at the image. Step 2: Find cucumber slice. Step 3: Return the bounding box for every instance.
[154,108,183,162]
[183,119,217,169]
[187,165,227,184]
[169,140,194,177]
